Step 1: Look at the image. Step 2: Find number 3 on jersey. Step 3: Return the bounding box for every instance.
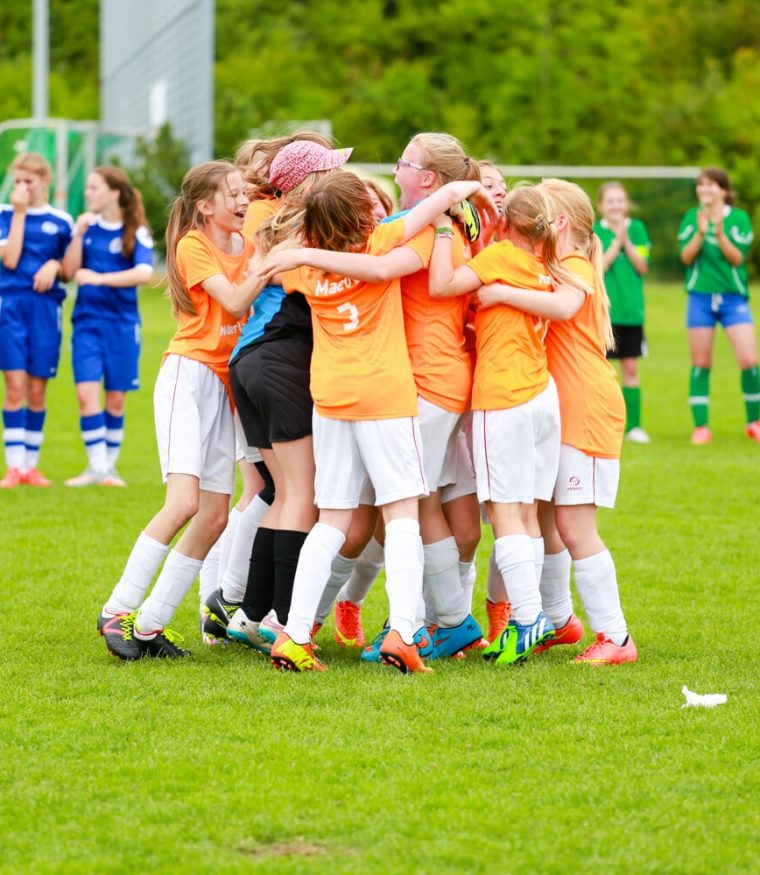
[337,302,359,331]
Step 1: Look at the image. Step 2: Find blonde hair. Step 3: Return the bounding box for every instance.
[165,161,238,318]
[11,151,51,179]
[235,131,333,197]
[596,180,627,207]
[538,178,615,350]
[409,133,481,185]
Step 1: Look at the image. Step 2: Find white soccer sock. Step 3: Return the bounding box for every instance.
[424,537,468,627]
[24,408,45,471]
[344,535,384,603]
[532,537,545,582]
[486,551,508,603]
[573,550,628,645]
[216,506,241,583]
[539,549,573,628]
[3,408,26,470]
[80,413,108,474]
[220,495,269,603]
[198,540,220,607]
[384,518,424,644]
[316,552,358,623]
[135,550,203,636]
[105,532,169,615]
[494,534,541,624]
[460,559,477,613]
[105,412,125,469]
[284,523,345,644]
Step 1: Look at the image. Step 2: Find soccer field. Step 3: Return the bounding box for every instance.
[1,283,759,873]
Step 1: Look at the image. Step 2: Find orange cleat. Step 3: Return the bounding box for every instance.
[270,631,326,672]
[24,468,52,487]
[535,613,585,653]
[379,629,433,674]
[486,599,511,643]
[334,598,365,647]
[311,620,323,638]
[575,633,638,666]
[691,426,712,446]
[463,637,489,651]
[746,420,760,444]
[0,467,25,488]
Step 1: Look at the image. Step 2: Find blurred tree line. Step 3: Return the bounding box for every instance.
[1,0,759,274]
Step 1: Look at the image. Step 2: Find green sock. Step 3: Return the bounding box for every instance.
[689,367,710,427]
[622,386,641,431]
[741,366,760,423]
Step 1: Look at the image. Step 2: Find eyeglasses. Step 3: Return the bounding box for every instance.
[394,157,426,172]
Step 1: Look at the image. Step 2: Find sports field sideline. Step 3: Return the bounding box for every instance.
[1,281,758,873]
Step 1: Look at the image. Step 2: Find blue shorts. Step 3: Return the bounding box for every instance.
[0,293,62,377]
[71,318,141,391]
[686,293,753,329]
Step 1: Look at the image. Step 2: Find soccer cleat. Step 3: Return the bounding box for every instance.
[311,620,323,639]
[534,613,585,653]
[258,609,284,646]
[746,420,760,444]
[226,607,273,654]
[691,426,712,445]
[483,612,555,666]
[413,625,436,660]
[201,587,239,645]
[137,628,191,659]
[101,468,127,487]
[65,467,106,487]
[625,427,651,444]
[98,611,142,661]
[575,633,638,665]
[334,599,365,648]
[24,467,51,487]
[486,599,511,643]
[270,631,326,672]
[379,629,433,674]
[431,613,484,658]
[463,637,489,652]
[0,467,25,488]
[360,624,390,663]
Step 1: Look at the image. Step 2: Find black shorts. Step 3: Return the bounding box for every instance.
[608,324,645,360]
[230,339,313,449]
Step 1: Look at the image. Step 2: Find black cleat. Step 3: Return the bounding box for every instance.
[138,630,191,659]
[200,587,240,645]
[98,611,142,661]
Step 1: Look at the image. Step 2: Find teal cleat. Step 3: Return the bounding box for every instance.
[483,612,555,666]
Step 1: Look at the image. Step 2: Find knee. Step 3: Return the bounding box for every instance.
[205,507,230,541]
[27,385,47,409]
[165,496,199,530]
[453,524,481,561]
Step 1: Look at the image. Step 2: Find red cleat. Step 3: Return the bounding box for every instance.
[535,613,585,653]
[575,633,638,665]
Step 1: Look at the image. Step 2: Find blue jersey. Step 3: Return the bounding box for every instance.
[72,219,154,323]
[0,204,73,302]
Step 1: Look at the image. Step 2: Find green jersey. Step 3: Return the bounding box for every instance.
[678,206,753,296]
[594,218,650,326]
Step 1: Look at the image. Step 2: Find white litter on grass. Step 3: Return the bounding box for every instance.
[682,686,728,708]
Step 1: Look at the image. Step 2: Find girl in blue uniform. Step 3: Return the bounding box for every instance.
[62,166,154,486]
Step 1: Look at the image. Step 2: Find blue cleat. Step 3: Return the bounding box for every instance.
[430,613,484,658]
[483,612,555,666]
[360,624,390,663]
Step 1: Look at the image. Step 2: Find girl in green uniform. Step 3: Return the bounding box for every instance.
[595,182,651,443]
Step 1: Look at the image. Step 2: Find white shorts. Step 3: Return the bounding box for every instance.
[553,443,620,508]
[417,395,461,491]
[234,411,262,465]
[473,379,560,504]
[440,413,477,503]
[154,354,235,494]
[313,411,428,509]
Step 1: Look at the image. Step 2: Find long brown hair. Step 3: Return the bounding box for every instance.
[93,165,149,258]
[301,171,375,252]
[235,131,333,198]
[698,166,735,205]
[165,161,238,318]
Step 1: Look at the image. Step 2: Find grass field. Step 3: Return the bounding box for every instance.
[1,283,759,874]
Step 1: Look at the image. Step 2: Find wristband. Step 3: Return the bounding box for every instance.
[435,226,454,237]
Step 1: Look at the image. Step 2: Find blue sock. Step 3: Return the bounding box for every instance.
[105,411,125,468]
[3,408,26,470]
[25,408,46,470]
[81,412,108,473]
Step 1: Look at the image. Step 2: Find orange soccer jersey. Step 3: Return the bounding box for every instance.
[243,197,279,243]
[467,239,553,410]
[546,252,626,458]
[401,224,473,414]
[281,219,418,421]
[163,230,252,397]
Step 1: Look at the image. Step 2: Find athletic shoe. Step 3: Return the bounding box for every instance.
[98,611,142,661]
[486,599,511,643]
[226,607,273,654]
[379,630,433,674]
[483,612,555,666]
[258,609,284,646]
[101,468,127,487]
[0,467,25,489]
[534,613,585,653]
[463,637,489,652]
[137,628,191,659]
[201,587,239,645]
[360,624,390,663]
[413,625,436,659]
[691,426,712,445]
[746,420,760,444]
[25,467,51,487]
[334,599,365,647]
[65,467,105,487]
[625,427,651,444]
[311,620,323,639]
[270,631,326,672]
[431,613,484,658]
[575,633,638,665]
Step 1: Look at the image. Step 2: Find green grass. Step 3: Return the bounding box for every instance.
[1,284,759,874]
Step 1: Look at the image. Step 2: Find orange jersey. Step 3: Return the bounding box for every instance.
[401,224,472,413]
[546,252,625,458]
[467,239,553,410]
[281,219,417,421]
[164,230,251,398]
[243,197,279,244]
